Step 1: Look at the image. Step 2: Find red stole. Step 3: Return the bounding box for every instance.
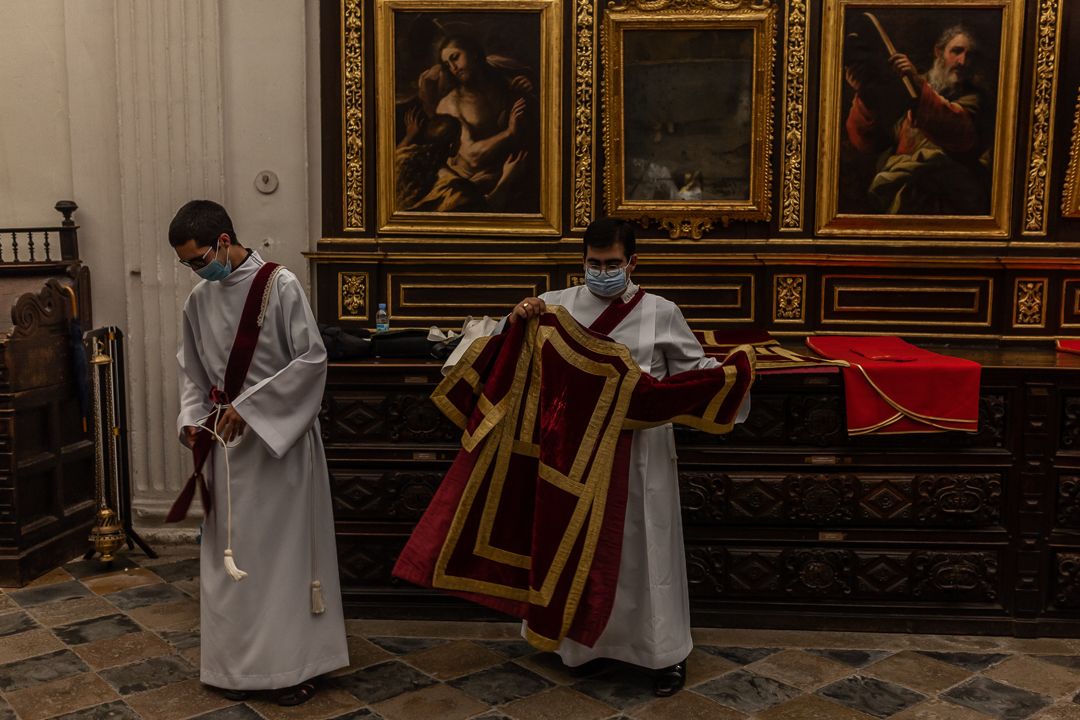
[393,306,754,650]
[588,287,645,336]
[806,336,980,435]
[166,262,281,523]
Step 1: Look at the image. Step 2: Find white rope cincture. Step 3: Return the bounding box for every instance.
[199,405,247,582]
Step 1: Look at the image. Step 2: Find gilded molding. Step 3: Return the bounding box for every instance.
[1015,279,1047,327]
[1022,0,1063,235]
[343,0,365,232]
[774,275,805,322]
[778,0,808,232]
[338,271,369,320]
[572,0,596,231]
[601,0,776,239]
[1062,87,1080,218]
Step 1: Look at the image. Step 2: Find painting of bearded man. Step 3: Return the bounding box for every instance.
[836,9,1002,216]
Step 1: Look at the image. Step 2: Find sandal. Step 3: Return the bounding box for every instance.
[276,680,317,707]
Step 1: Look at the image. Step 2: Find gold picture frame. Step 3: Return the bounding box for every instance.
[815,0,1024,238]
[601,0,777,240]
[1063,87,1080,218]
[374,0,562,236]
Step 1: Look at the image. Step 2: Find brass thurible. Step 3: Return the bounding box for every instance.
[88,338,127,563]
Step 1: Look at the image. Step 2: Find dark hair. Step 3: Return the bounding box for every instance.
[420,113,461,149]
[168,199,238,249]
[934,25,976,55]
[583,217,636,258]
[437,34,486,68]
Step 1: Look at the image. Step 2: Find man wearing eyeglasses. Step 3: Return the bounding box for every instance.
[507,217,750,696]
[169,200,348,706]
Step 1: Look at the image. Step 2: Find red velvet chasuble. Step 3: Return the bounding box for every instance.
[393,306,754,650]
[806,336,980,435]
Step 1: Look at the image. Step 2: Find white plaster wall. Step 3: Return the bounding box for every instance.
[0,0,74,226]
[0,0,321,528]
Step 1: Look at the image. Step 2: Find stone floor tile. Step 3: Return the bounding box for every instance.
[1034,705,1080,720]
[633,690,746,720]
[4,671,119,720]
[684,647,739,688]
[123,678,234,720]
[817,675,926,719]
[21,566,76,588]
[0,594,15,613]
[8,580,91,608]
[862,649,975,694]
[72,630,172,670]
[404,639,505,680]
[63,557,142,581]
[148,557,200,583]
[478,639,537,659]
[98,654,197,694]
[172,577,201,598]
[0,697,13,720]
[450,661,554,706]
[326,711,384,720]
[890,698,996,719]
[0,648,89,692]
[83,568,163,596]
[0,628,65,664]
[25,594,116,627]
[513,651,581,685]
[693,669,802,714]
[0,610,39,637]
[917,651,1010,672]
[805,649,893,668]
[157,628,201,651]
[1035,656,1080,671]
[993,639,1078,656]
[332,659,436,704]
[570,665,658,711]
[251,687,365,720]
[104,582,189,610]
[373,683,489,720]
[180,645,200,667]
[367,636,450,655]
[503,686,616,720]
[942,676,1053,720]
[748,649,855,690]
[754,693,878,720]
[50,699,141,719]
[189,705,264,720]
[54,613,142,646]
[697,646,780,665]
[328,635,394,677]
[125,599,200,631]
[983,655,1080,699]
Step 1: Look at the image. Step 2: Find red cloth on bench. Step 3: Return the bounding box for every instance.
[806,336,980,436]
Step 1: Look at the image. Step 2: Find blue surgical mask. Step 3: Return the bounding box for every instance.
[195,245,232,282]
[584,265,628,298]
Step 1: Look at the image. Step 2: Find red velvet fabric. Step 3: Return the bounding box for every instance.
[694,328,841,376]
[806,336,980,435]
[393,307,754,650]
[1057,340,1080,356]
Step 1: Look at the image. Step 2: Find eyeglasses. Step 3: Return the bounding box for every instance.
[584,260,626,272]
[178,244,216,270]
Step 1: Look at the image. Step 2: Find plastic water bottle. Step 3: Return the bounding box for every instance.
[375,303,390,332]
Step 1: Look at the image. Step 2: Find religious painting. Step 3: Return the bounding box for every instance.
[374,0,561,236]
[816,0,1024,238]
[1063,87,1080,219]
[601,0,776,240]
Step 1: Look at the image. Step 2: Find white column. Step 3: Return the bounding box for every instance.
[114,0,225,523]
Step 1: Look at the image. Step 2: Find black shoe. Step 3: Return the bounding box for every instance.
[276,680,317,707]
[207,685,249,702]
[653,659,686,697]
[568,657,615,678]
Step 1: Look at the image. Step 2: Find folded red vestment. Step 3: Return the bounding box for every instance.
[1057,339,1080,356]
[393,306,755,651]
[806,336,980,435]
[695,329,841,375]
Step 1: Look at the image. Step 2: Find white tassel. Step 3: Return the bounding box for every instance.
[311,580,325,614]
[224,549,248,582]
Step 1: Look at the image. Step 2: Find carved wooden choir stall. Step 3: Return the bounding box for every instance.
[311,0,1080,635]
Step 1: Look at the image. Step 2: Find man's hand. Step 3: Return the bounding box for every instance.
[182,426,200,449]
[508,296,545,325]
[889,53,924,89]
[214,405,247,444]
[844,66,862,92]
[501,150,528,182]
[507,98,528,139]
[510,75,534,95]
